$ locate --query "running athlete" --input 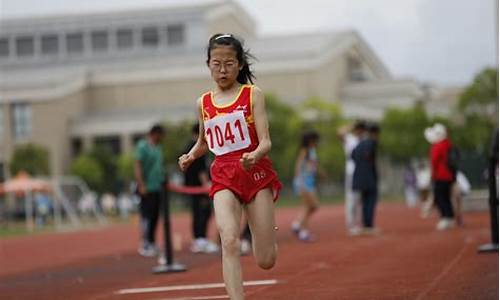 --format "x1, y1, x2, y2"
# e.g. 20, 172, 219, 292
178, 33, 282, 300
291, 131, 320, 242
